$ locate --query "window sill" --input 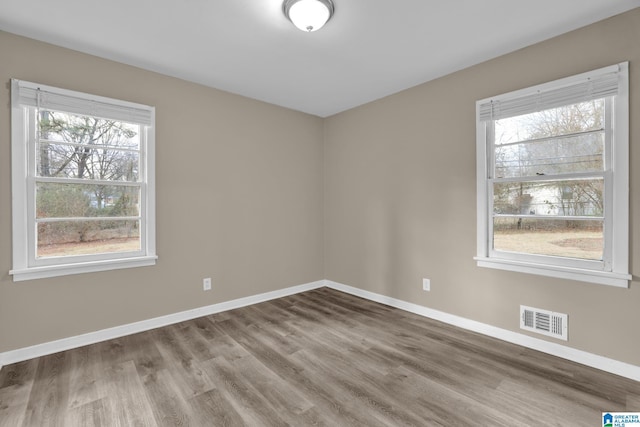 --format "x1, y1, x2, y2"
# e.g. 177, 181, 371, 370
474, 256, 631, 288
10, 255, 158, 282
